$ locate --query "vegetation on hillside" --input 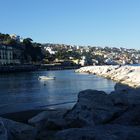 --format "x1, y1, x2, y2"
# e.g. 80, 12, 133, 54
0, 33, 45, 63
